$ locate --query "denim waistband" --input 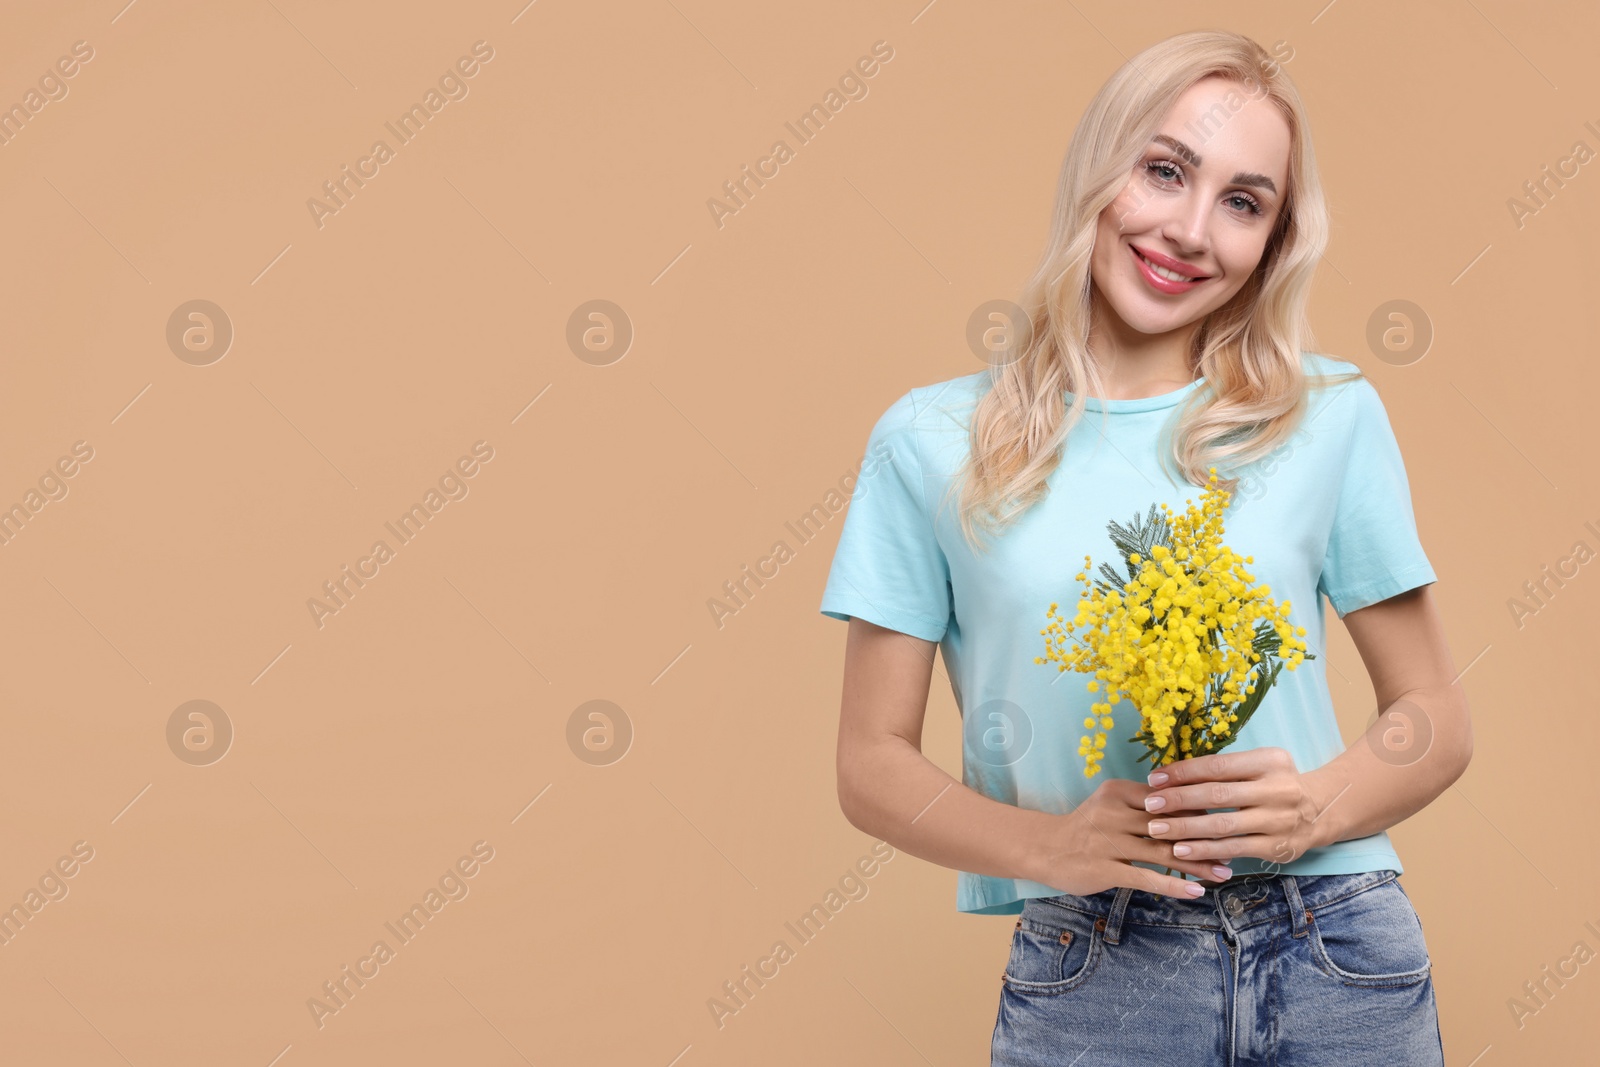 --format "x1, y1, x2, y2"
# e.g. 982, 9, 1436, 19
1026, 869, 1399, 943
